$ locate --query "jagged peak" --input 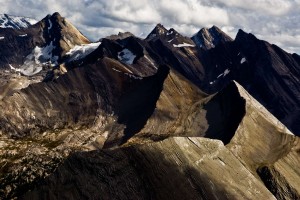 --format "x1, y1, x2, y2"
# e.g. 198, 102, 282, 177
44, 12, 62, 19
234, 29, 259, 45
236, 29, 256, 39
191, 25, 232, 50
52, 12, 62, 18
208, 80, 294, 145
235, 29, 247, 38
211, 25, 222, 32
42, 12, 64, 26
166, 28, 180, 36
154, 23, 167, 31
146, 23, 168, 39
232, 80, 294, 136
105, 31, 134, 41
40, 12, 89, 43
0, 13, 37, 29
195, 25, 220, 36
